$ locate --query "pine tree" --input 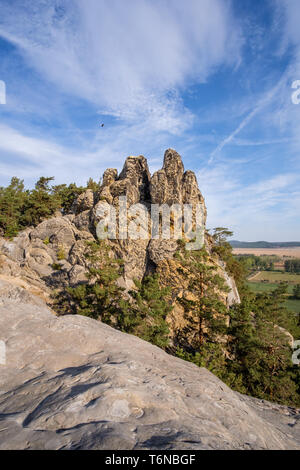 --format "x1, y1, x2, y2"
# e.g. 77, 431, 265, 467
226, 294, 260, 394
21, 177, 61, 227
129, 274, 172, 348
86, 177, 101, 192
54, 243, 172, 349
252, 284, 298, 403
210, 227, 248, 297
175, 247, 230, 373
227, 284, 299, 406
0, 177, 26, 237
52, 183, 85, 213
54, 241, 126, 325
